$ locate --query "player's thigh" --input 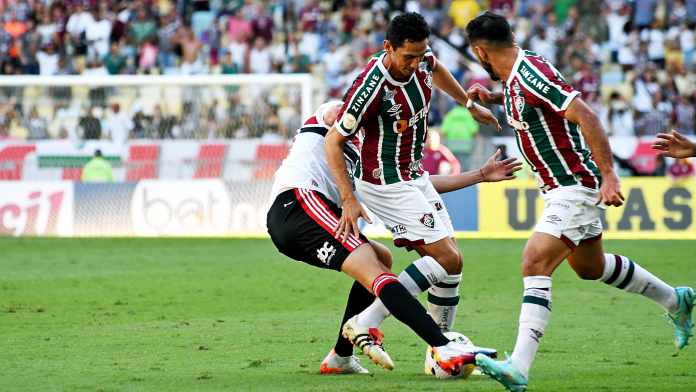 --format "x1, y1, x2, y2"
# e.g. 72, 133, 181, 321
522, 231, 572, 277
369, 239, 393, 269
356, 179, 451, 249
342, 243, 390, 293
567, 236, 605, 280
